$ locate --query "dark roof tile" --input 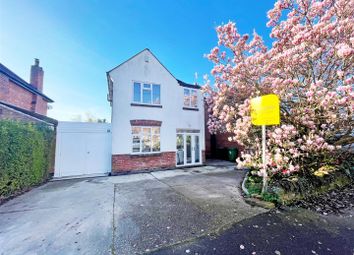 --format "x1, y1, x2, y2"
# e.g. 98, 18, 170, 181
0, 63, 54, 102
177, 79, 201, 89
